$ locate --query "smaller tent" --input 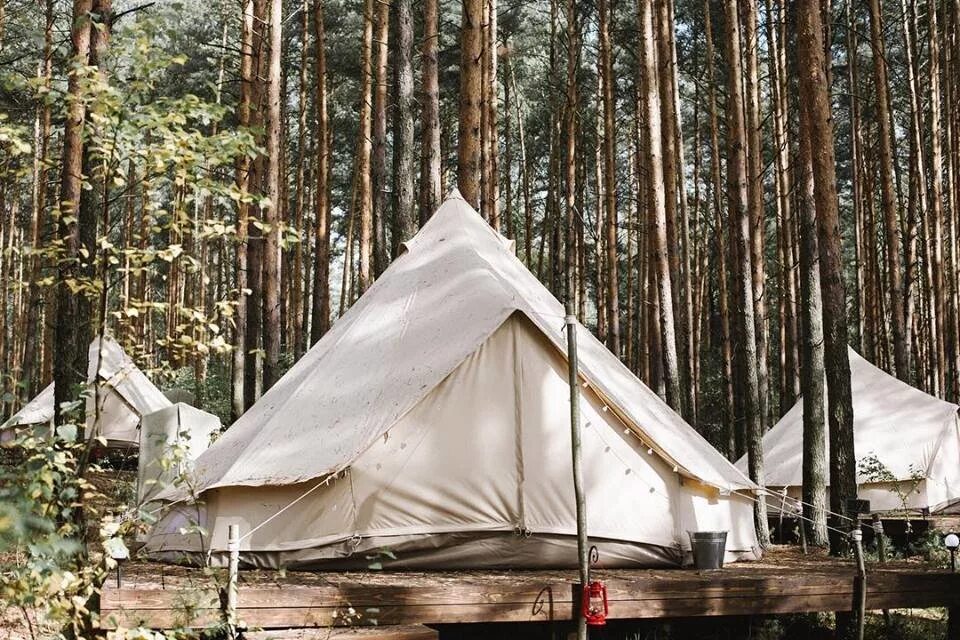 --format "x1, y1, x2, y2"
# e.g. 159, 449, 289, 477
137, 403, 221, 506
737, 347, 960, 515
1, 337, 171, 449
